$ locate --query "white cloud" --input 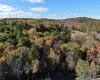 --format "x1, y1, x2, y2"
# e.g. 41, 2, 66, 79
47, 14, 61, 19
27, 0, 44, 3
52, 14, 57, 16
0, 4, 41, 18
30, 7, 48, 12
9, 11, 41, 18
64, 14, 77, 17
47, 13, 78, 19
0, 10, 41, 18
48, 14, 57, 18
0, 4, 14, 12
